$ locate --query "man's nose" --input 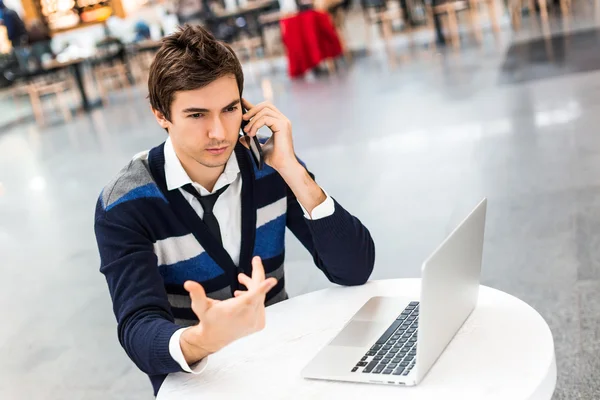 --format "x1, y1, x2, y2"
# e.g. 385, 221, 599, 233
208, 117, 226, 141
